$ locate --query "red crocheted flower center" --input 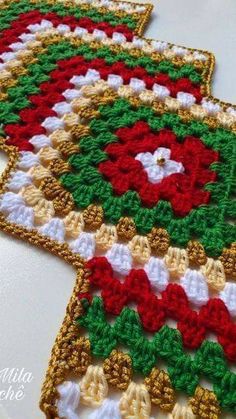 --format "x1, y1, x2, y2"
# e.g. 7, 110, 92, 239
99, 121, 219, 216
